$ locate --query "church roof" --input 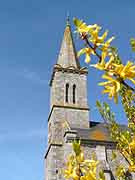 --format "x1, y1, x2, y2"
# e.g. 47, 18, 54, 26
71, 121, 128, 142
73, 124, 112, 142
56, 19, 80, 69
